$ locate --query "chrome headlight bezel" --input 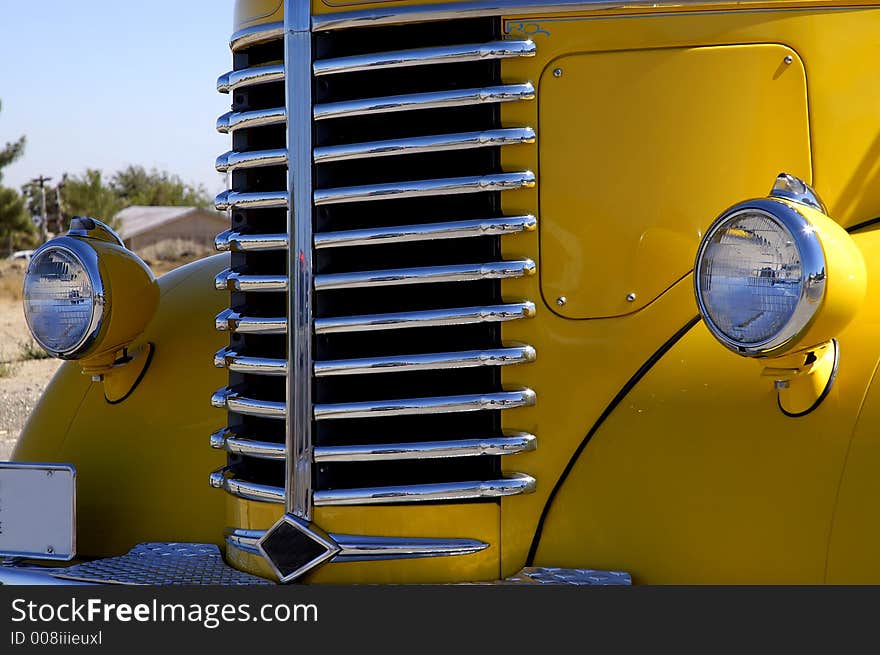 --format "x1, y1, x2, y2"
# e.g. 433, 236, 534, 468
23, 237, 107, 359
694, 198, 826, 357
